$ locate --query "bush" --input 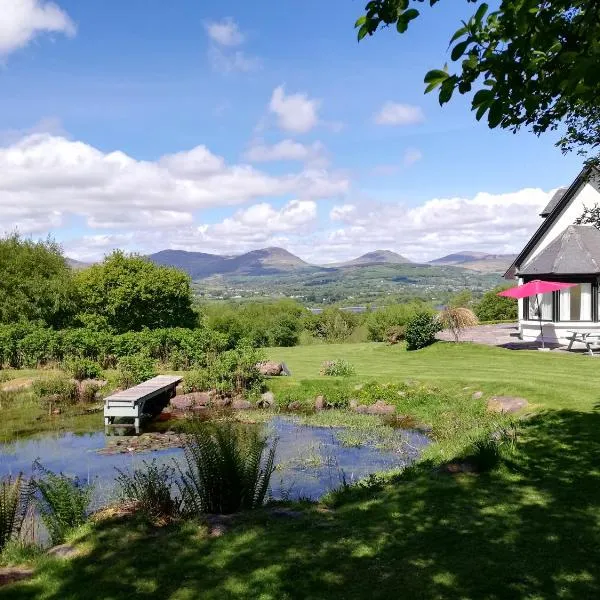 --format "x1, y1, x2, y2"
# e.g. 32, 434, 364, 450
365, 303, 422, 342
205, 343, 265, 396
475, 286, 518, 322
177, 422, 277, 515
276, 380, 352, 409
116, 460, 181, 523
32, 375, 78, 404
385, 325, 406, 345
320, 359, 356, 377
63, 357, 103, 381
117, 354, 157, 388
438, 307, 479, 342
405, 311, 440, 351
32, 463, 93, 545
181, 370, 212, 394
0, 475, 32, 554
